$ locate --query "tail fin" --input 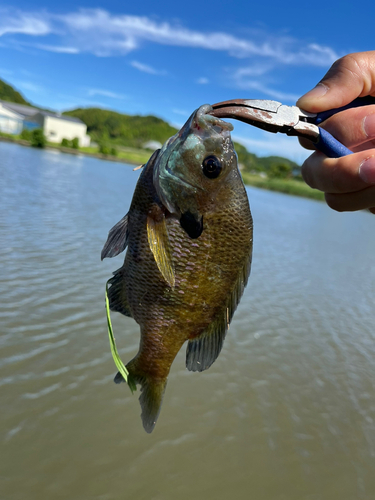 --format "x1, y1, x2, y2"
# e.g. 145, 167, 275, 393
115, 361, 167, 433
